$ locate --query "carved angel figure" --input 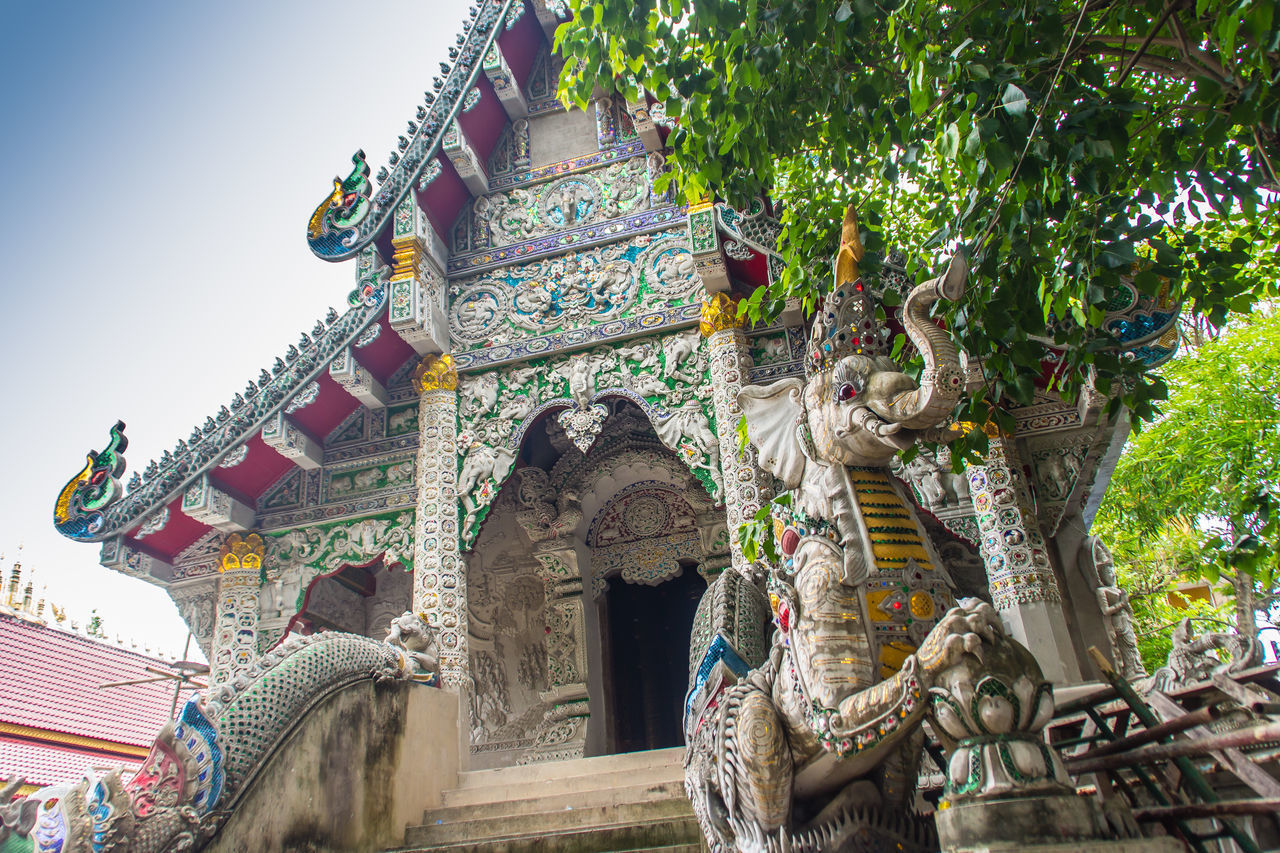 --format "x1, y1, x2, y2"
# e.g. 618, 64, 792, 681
1083, 536, 1147, 680
653, 400, 721, 494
